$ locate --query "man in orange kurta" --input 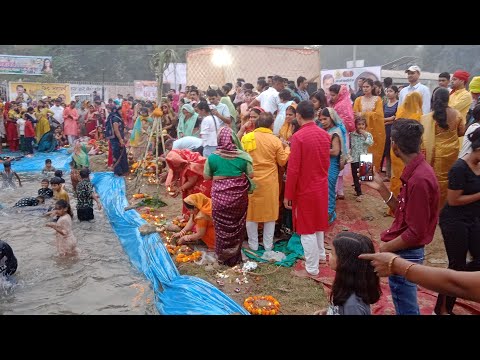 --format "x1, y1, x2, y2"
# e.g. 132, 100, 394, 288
284, 101, 331, 280
242, 114, 290, 252
449, 70, 472, 147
